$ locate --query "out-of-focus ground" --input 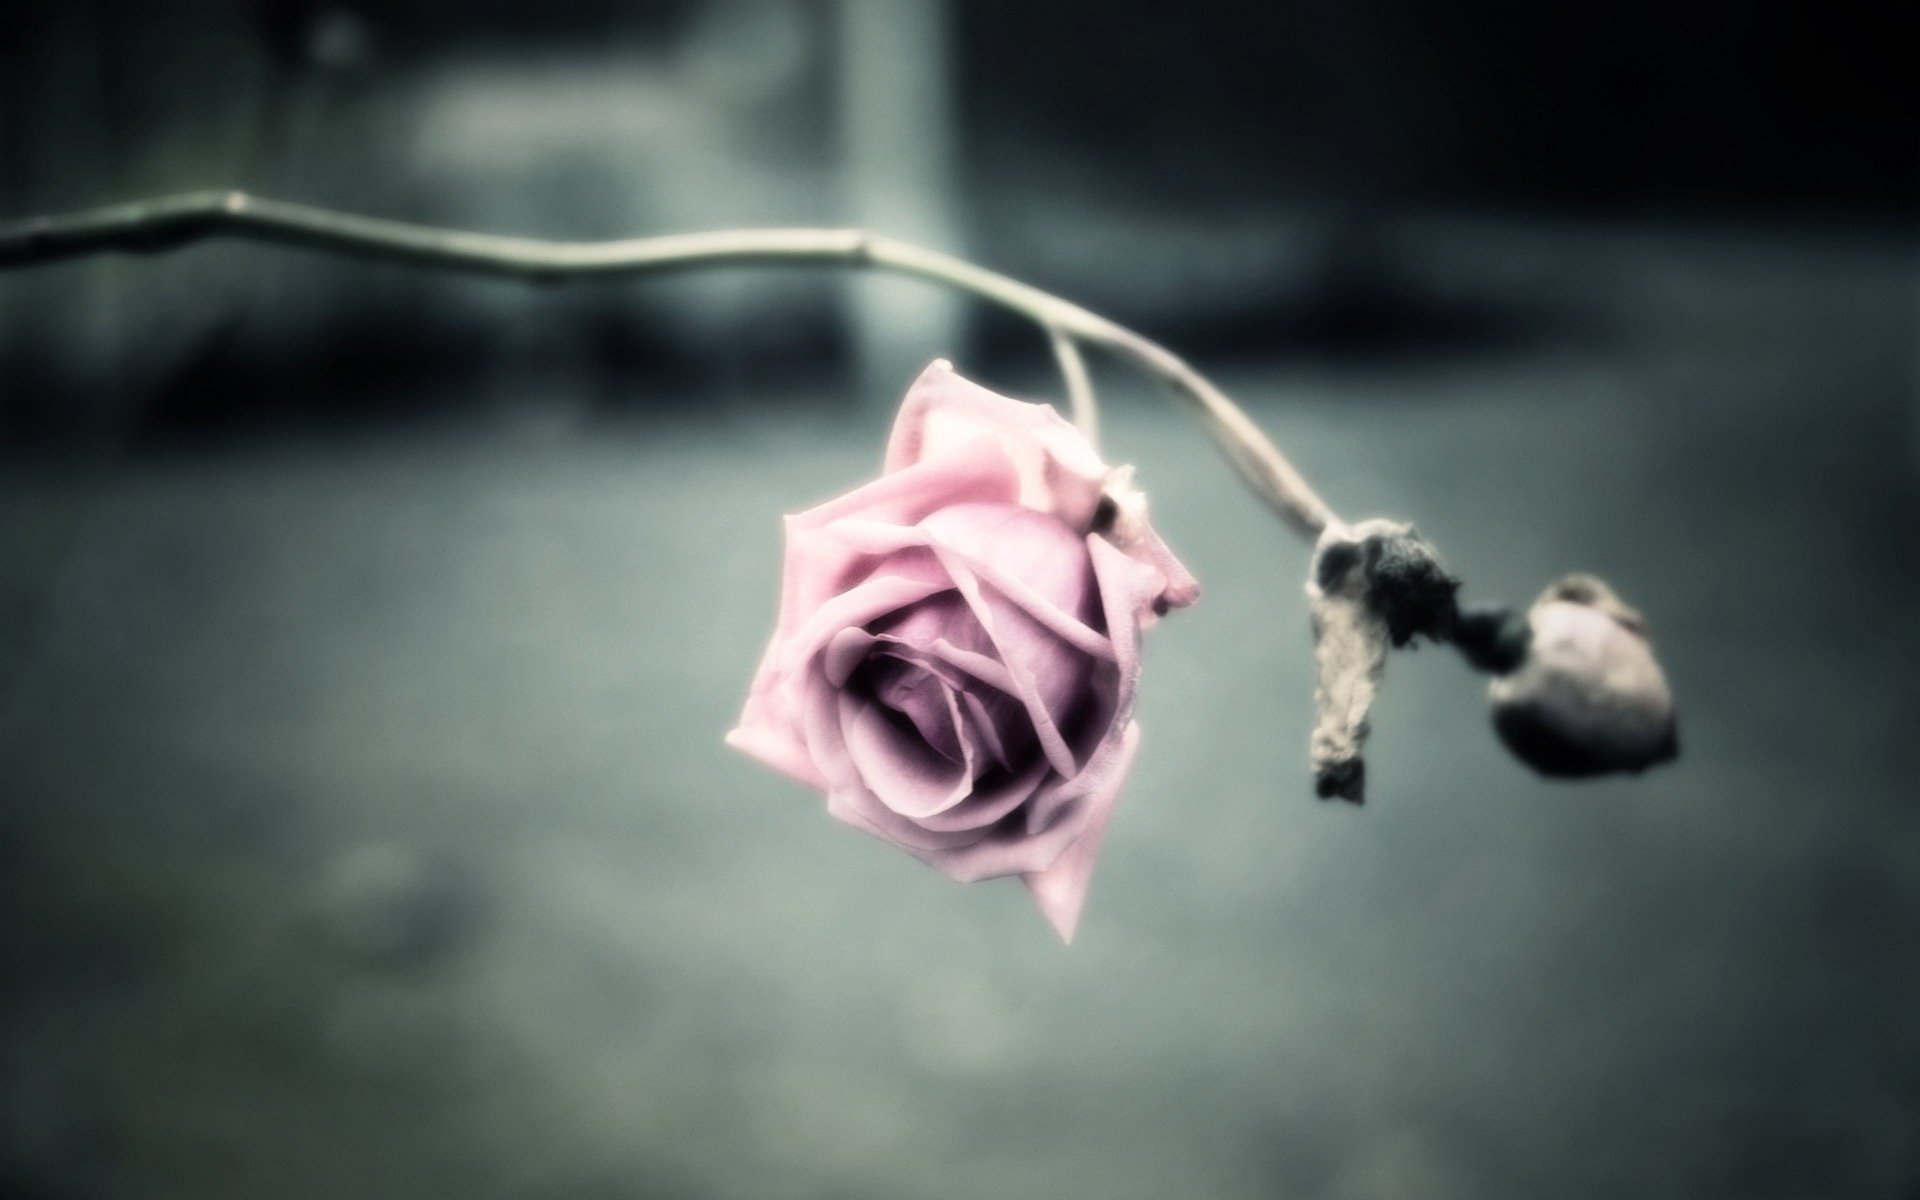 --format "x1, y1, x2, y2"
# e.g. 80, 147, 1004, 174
3, 219, 1916, 1200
